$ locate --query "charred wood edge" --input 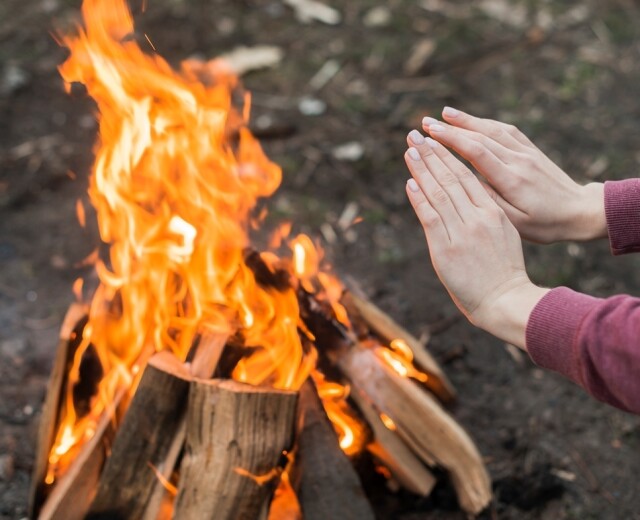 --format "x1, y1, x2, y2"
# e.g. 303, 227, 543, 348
87, 351, 192, 518
348, 389, 436, 496
142, 331, 229, 519
338, 345, 492, 515
173, 379, 298, 520
29, 303, 87, 519
37, 388, 125, 520
341, 290, 457, 404
290, 379, 375, 520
